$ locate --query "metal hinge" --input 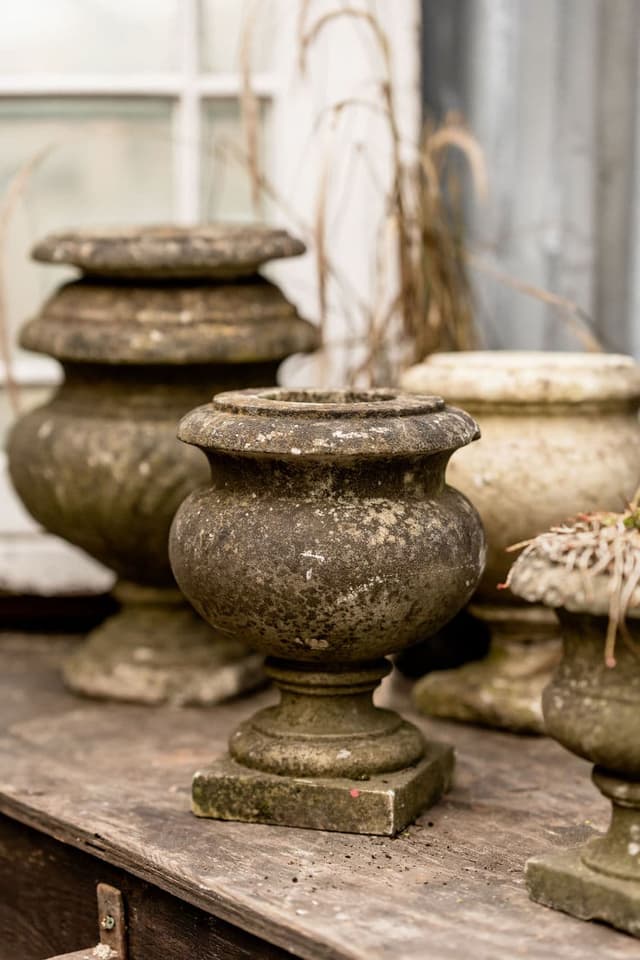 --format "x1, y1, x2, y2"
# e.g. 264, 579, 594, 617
47, 883, 127, 960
